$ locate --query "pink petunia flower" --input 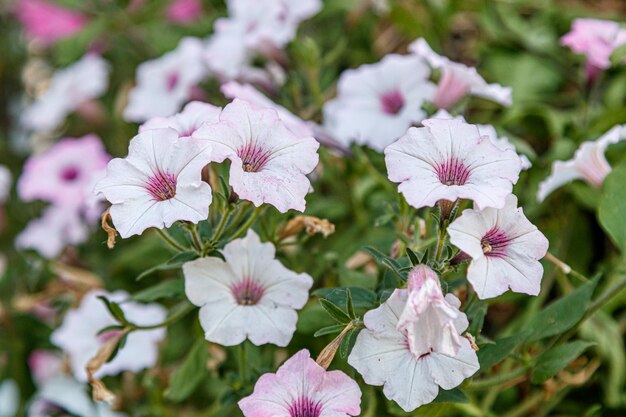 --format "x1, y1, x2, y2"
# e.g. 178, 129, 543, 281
384, 118, 521, 210
537, 125, 626, 201
239, 349, 361, 417
166, 0, 202, 24
193, 99, 319, 213
21, 54, 110, 132
348, 289, 479, 412
51, 290, 166, 382
183, 230, 313, 346
28, 350, 63, 386
323, 54, 436, 151
18, 134, 110, 208
94, 128, 213, 238
448, 194, 549, 299
409, 38, 512, 109
124, 37, 207, 122
15, 0, 88, 46
140, 101, 221, 138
